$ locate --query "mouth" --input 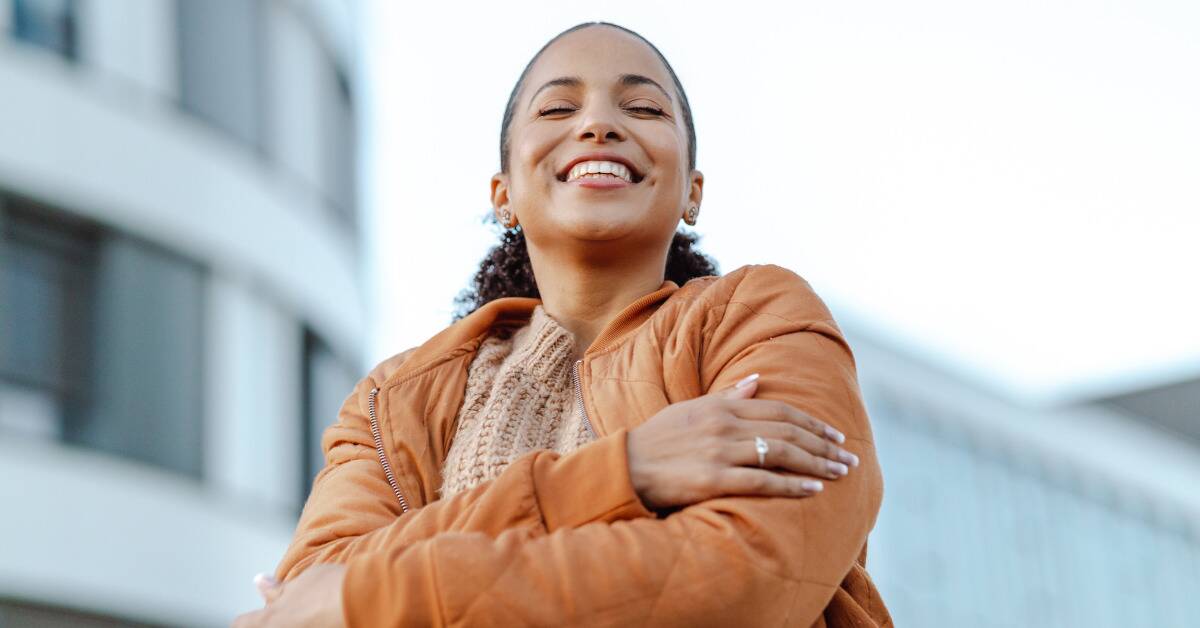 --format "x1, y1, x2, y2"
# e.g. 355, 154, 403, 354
556, 153, 645, 185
